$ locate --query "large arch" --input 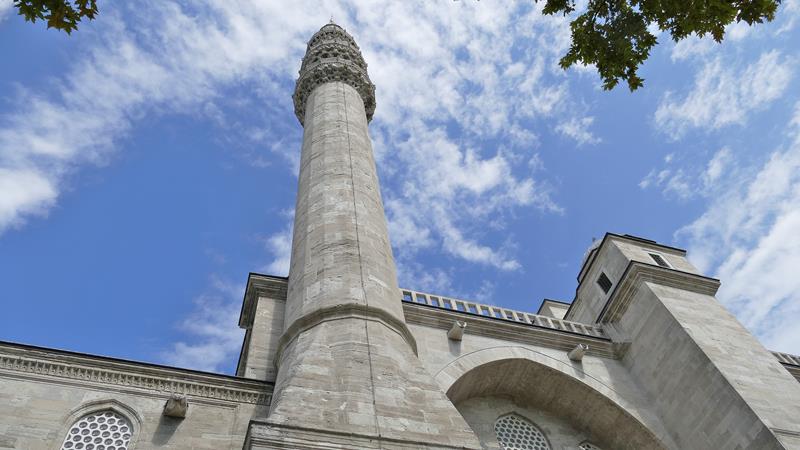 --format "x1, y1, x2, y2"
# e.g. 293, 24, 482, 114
438, 346, 668, 450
